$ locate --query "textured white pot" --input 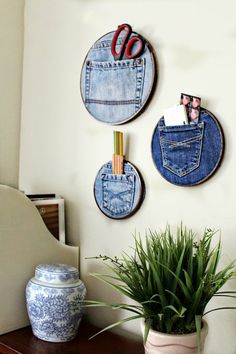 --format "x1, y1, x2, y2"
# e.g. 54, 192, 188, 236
141, 320, 208, 354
